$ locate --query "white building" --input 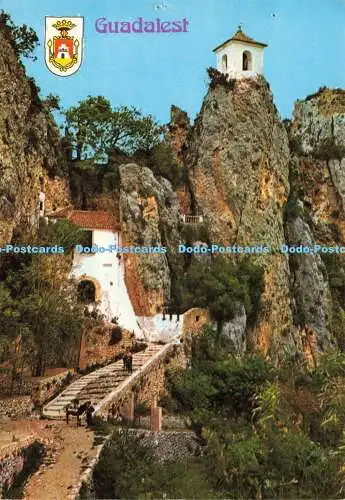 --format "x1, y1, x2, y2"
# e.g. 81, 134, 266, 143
48, 209, 186, 344
55, 210, 143, 337
213, 26, 267, 79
